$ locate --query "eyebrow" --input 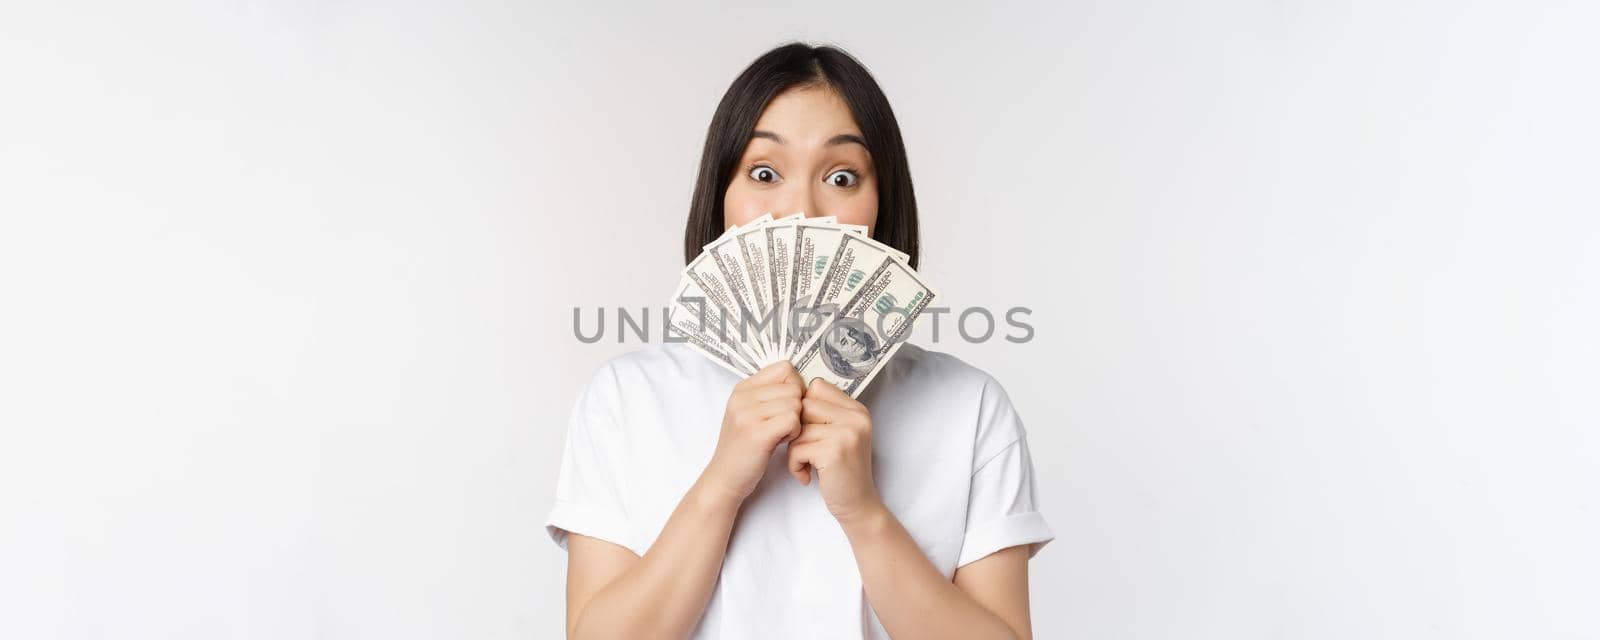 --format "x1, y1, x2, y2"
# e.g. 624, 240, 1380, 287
750, 130, 868, 149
